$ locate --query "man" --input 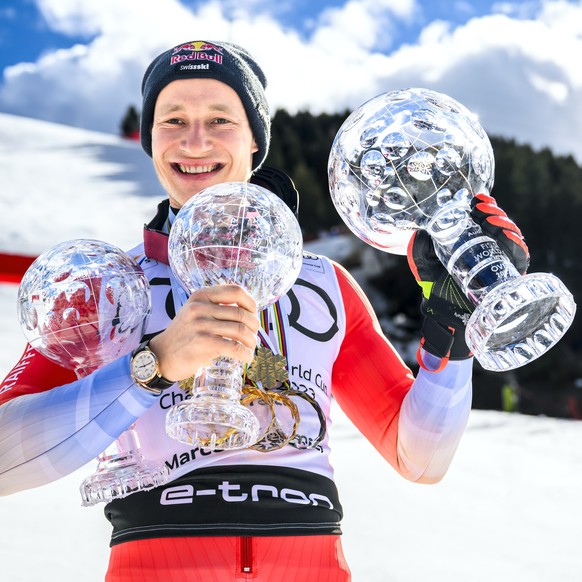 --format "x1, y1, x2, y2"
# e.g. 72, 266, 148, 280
0, 41, 528, 581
